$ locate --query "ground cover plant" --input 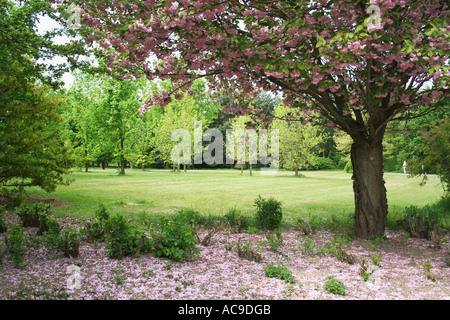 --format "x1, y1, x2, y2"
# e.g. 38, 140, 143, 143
0, 170, 448, 300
